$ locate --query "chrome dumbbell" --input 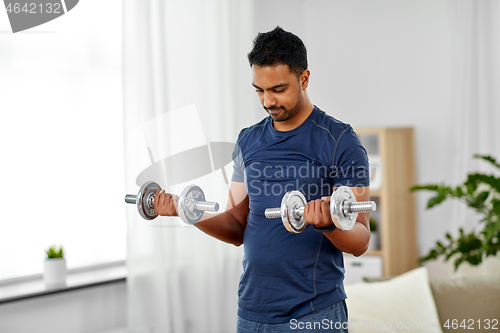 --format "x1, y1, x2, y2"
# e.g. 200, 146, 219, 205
264, 186, 376, 233
125, 182, 219, 224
